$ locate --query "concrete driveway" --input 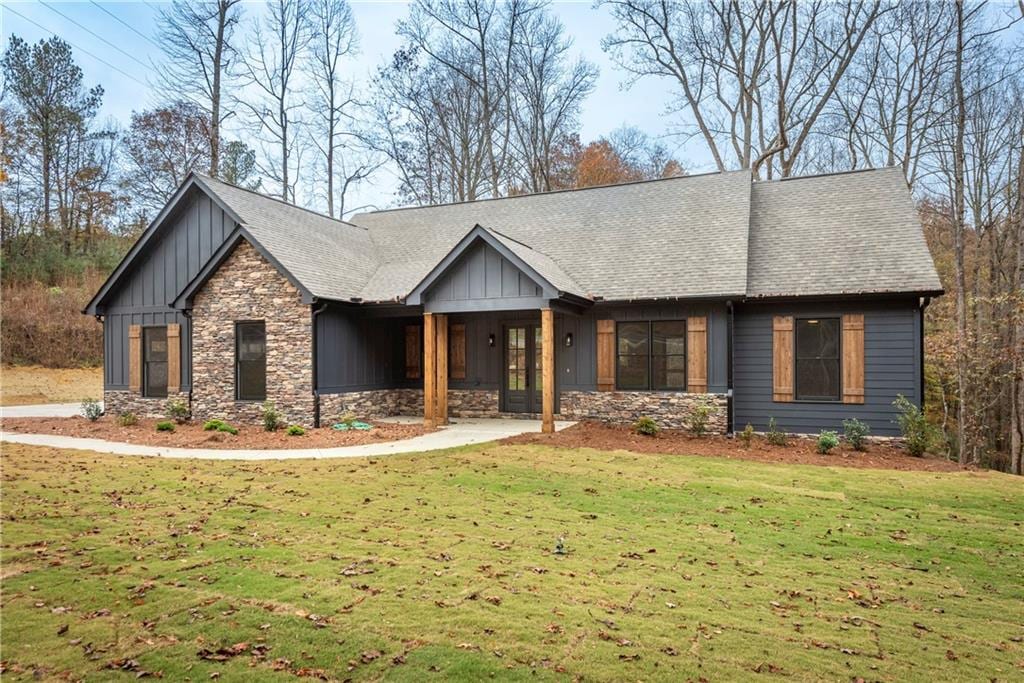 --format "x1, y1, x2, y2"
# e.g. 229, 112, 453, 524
0, 416, 574, 460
